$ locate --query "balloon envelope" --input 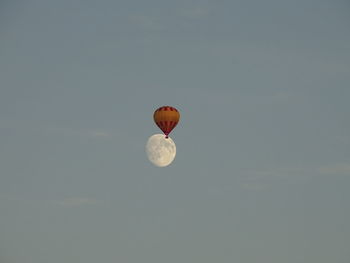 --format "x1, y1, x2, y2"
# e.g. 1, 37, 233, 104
153, 106, 180, 138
